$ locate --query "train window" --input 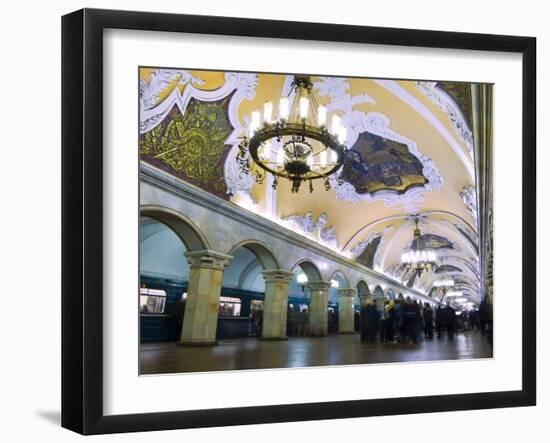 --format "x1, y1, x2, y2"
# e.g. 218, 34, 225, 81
219, 297, 242, 317
139, 287, 167, 314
